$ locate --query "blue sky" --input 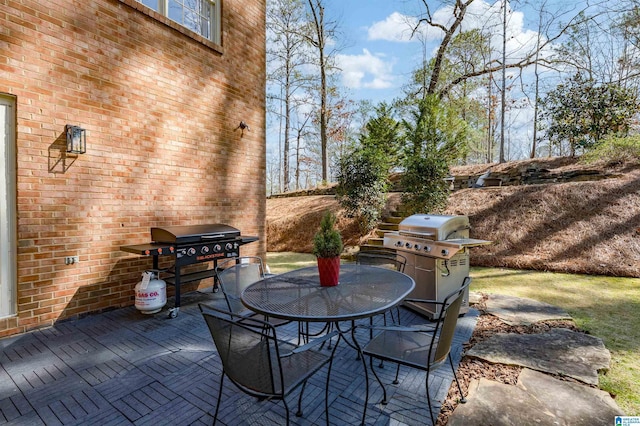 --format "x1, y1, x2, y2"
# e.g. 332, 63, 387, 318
330, 1, 430, 104
266, 0, 599, 168
321, 0, 586, 105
